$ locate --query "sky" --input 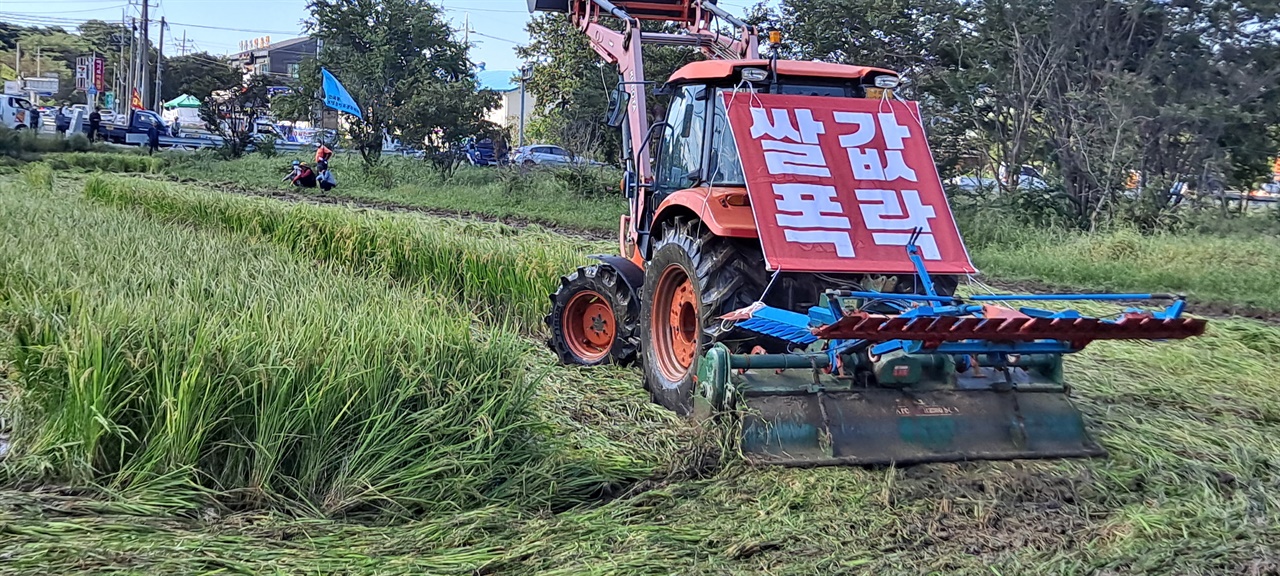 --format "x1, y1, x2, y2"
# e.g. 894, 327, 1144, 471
0, 0, 762, 73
